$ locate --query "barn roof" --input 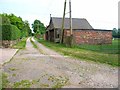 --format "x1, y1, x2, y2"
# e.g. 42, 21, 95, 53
51, 17, 93, 29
